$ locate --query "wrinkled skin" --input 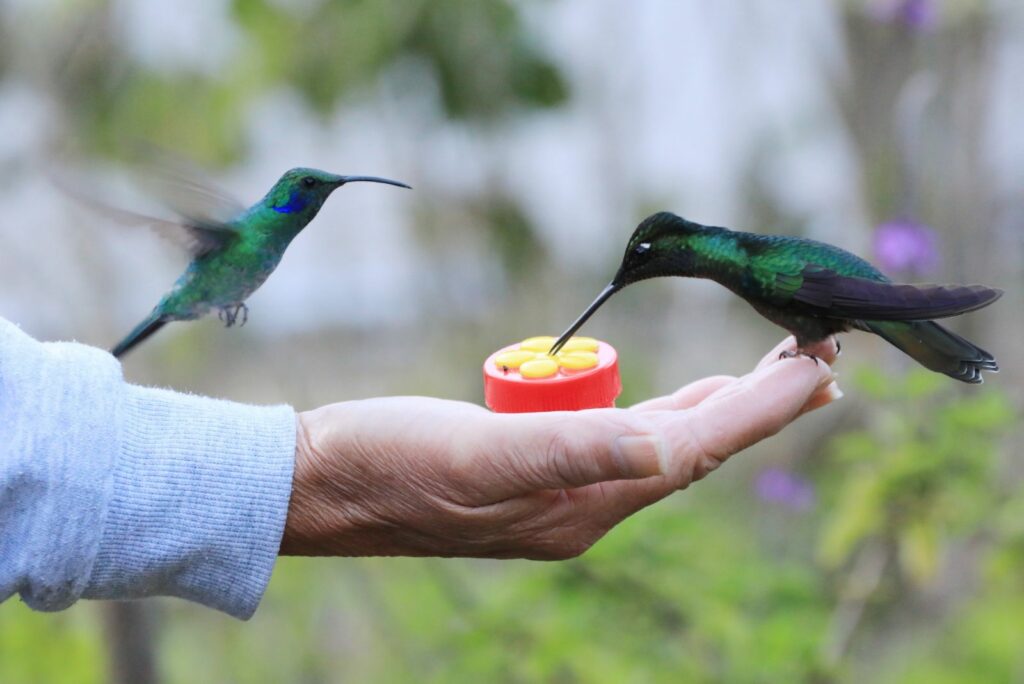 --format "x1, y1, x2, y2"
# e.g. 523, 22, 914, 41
280, 337, 840, 559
